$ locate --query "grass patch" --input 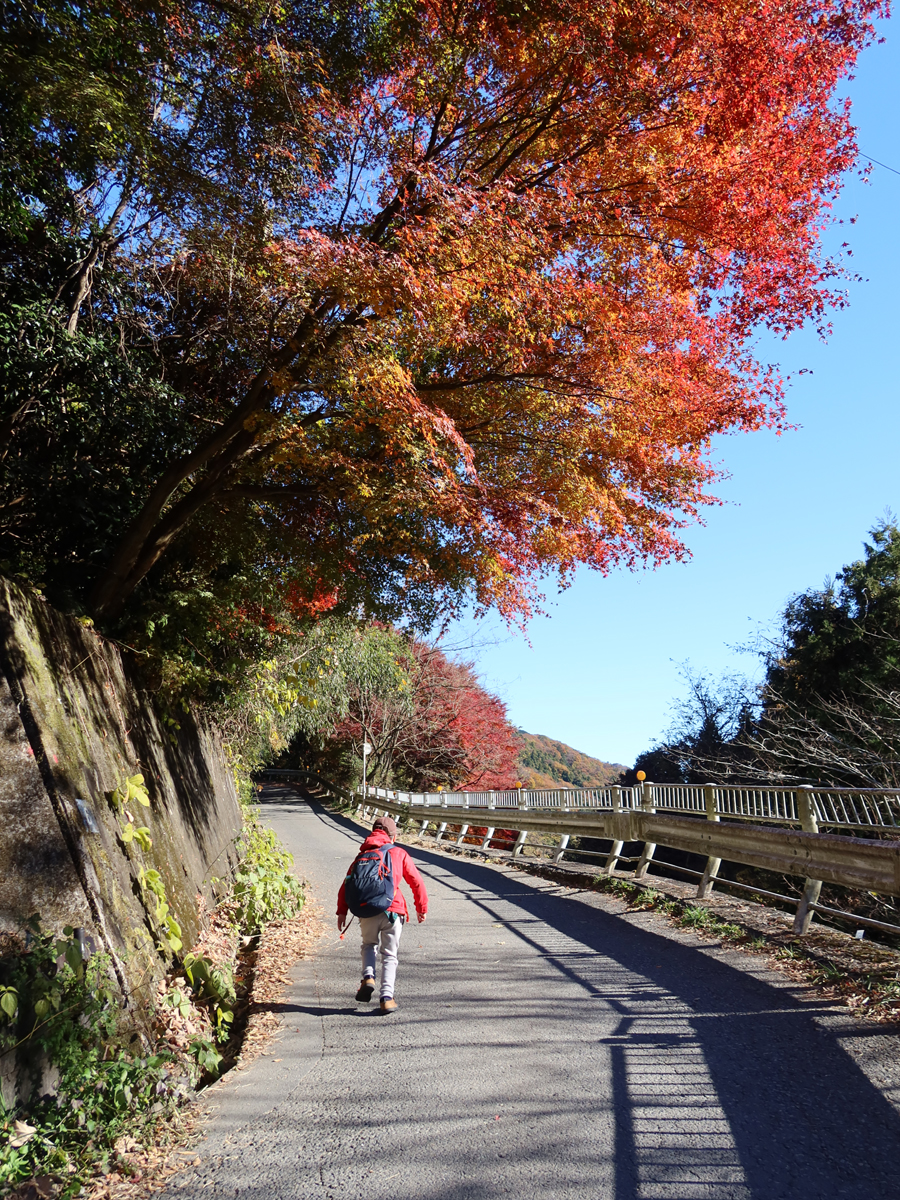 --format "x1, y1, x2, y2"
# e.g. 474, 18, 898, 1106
679, 905, 743, 941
